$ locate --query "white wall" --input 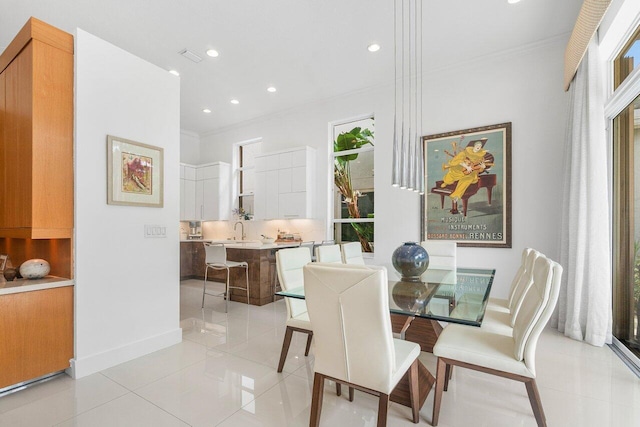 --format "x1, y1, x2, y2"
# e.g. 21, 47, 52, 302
73, 29, 181, 378
180, 130, 201, 164
196, 37, 569, 299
